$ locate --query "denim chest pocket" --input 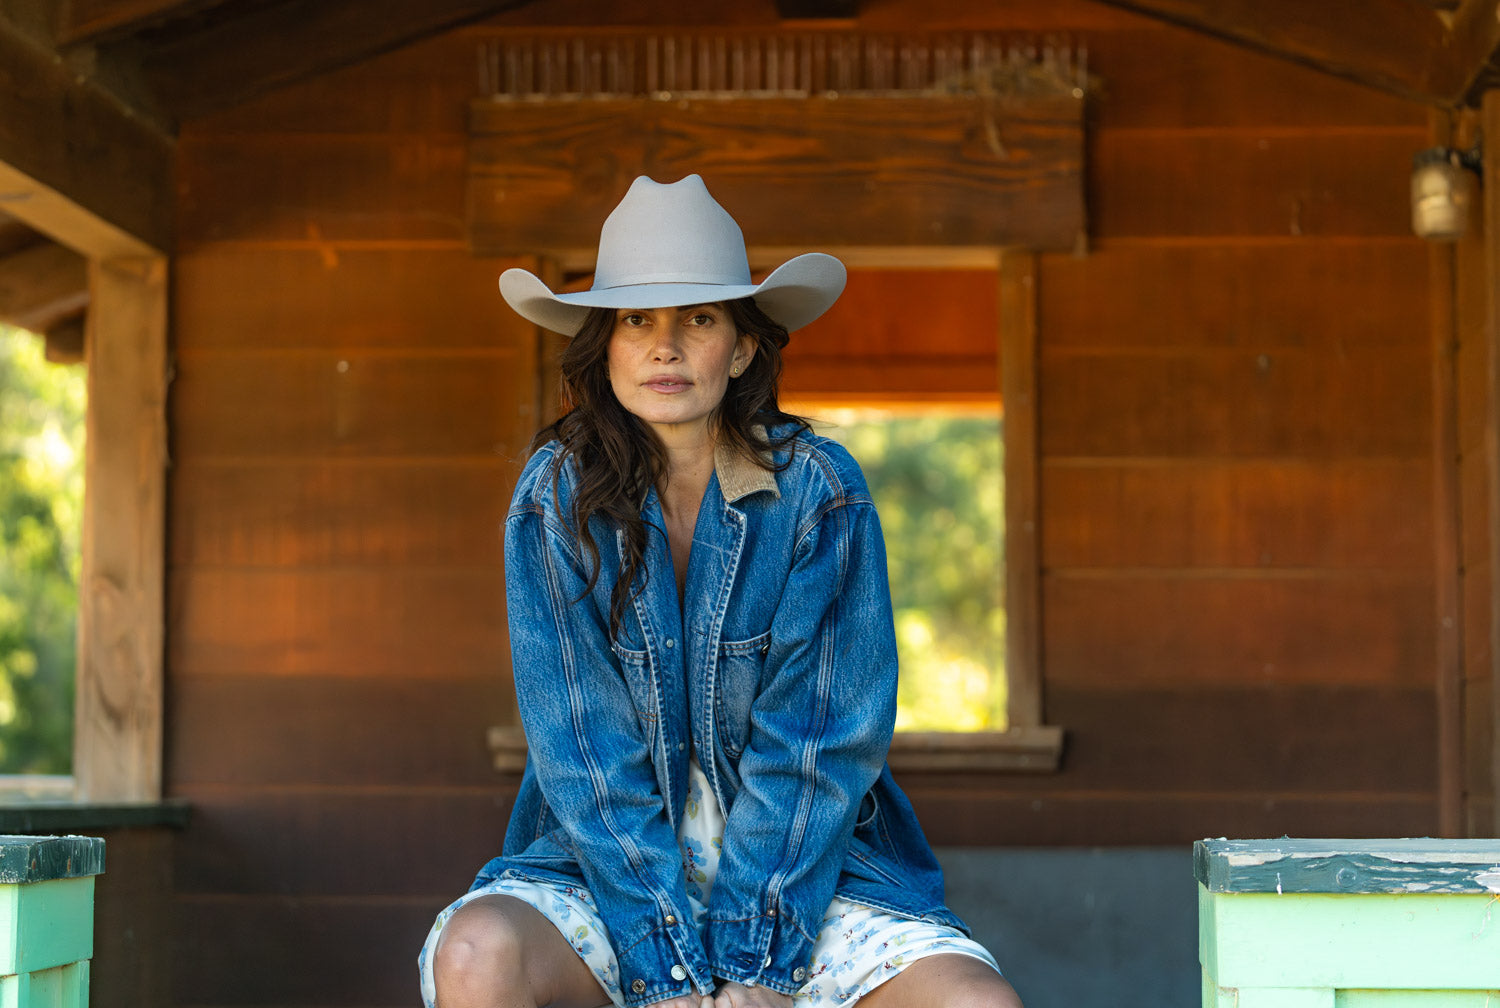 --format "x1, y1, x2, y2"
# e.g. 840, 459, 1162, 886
713, 630, 771, 757
609, 640, 658, 729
